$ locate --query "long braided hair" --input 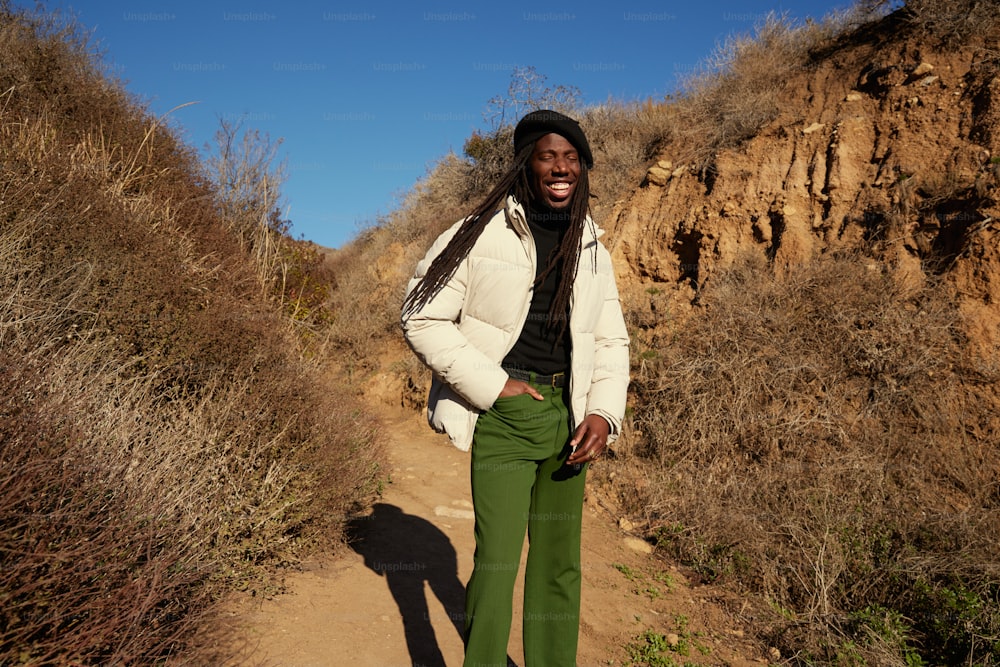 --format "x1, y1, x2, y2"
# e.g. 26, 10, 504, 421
402, 139, 592, 340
